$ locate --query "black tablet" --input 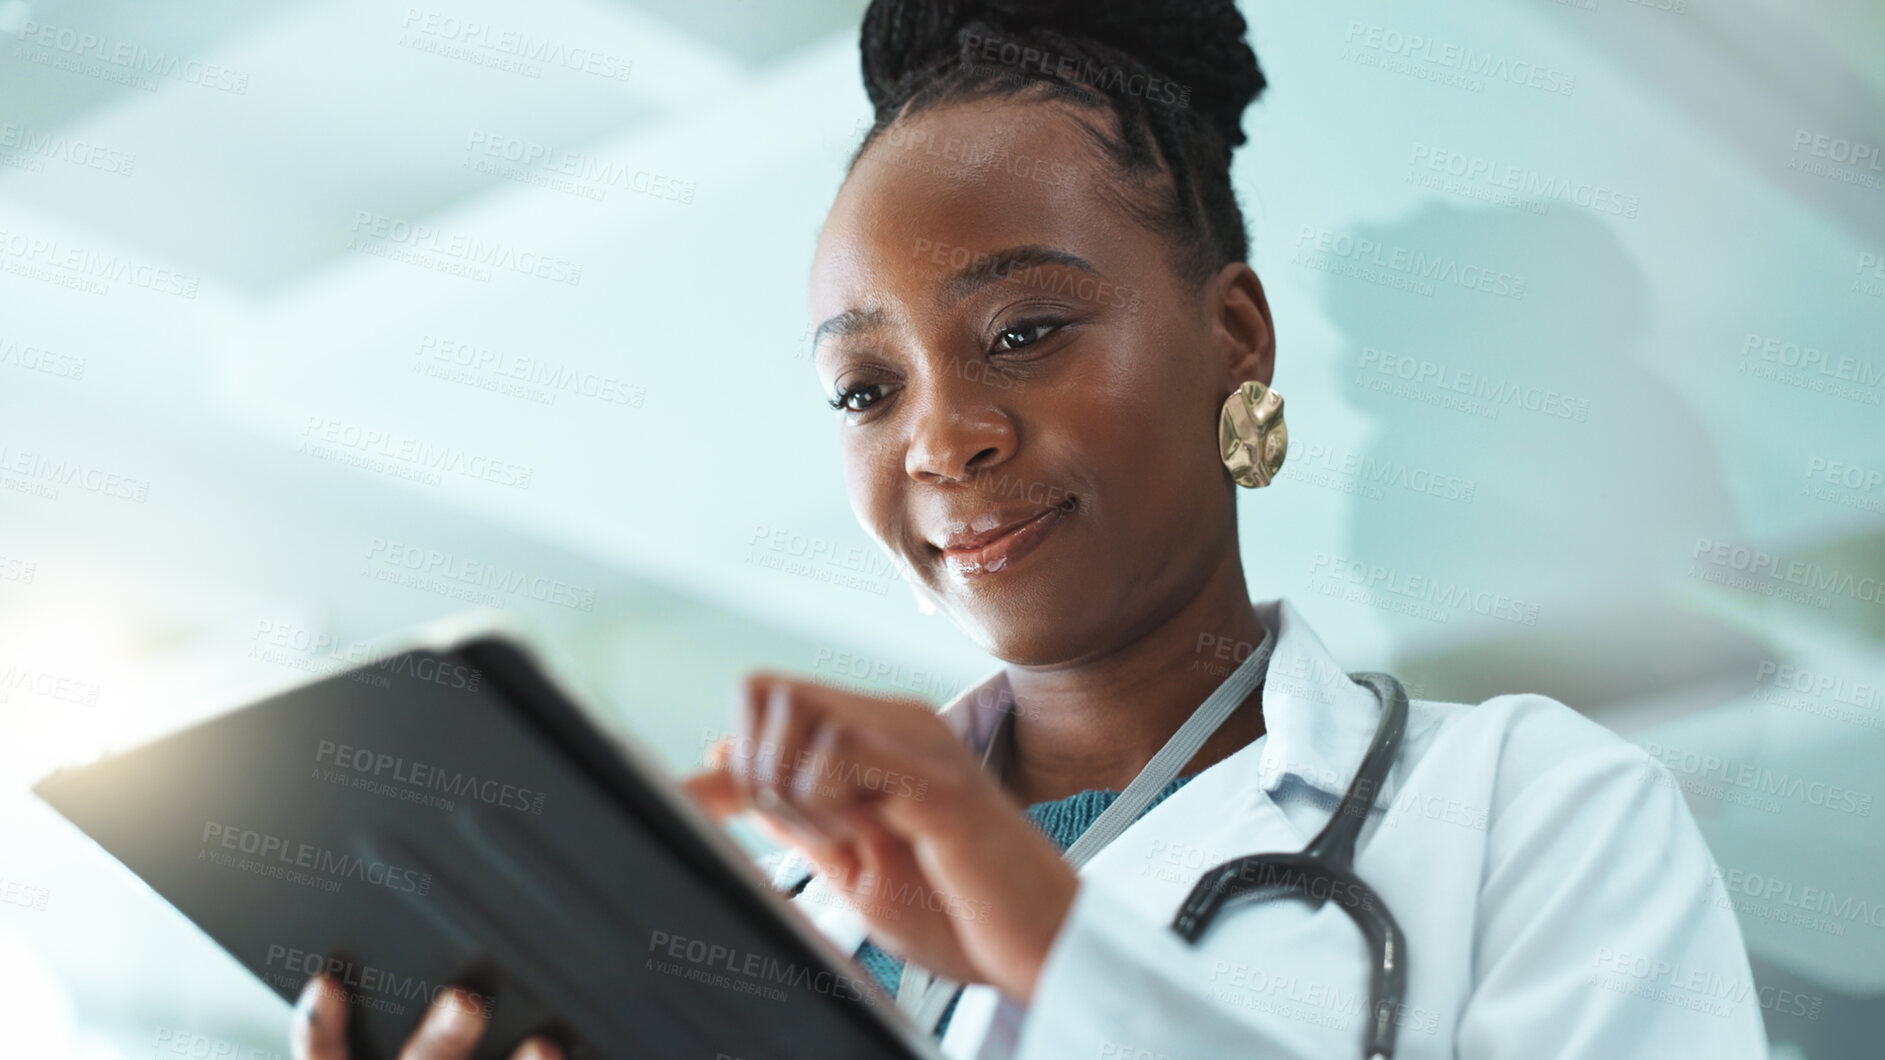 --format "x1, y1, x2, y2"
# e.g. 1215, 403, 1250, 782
33, 617, 941, 1060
